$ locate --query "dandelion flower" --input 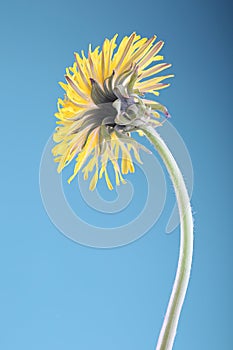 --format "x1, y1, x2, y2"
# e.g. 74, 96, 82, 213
52, 33, 193, 350
52, 32, 173, 190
